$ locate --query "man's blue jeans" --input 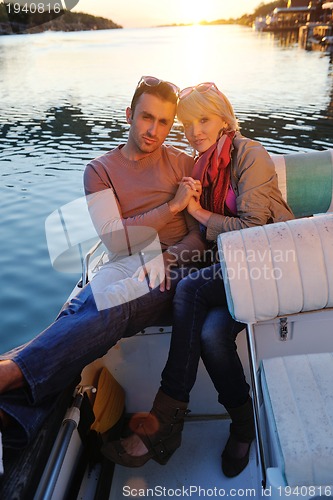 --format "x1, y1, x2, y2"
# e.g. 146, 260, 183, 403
161, 264, 249, 409
0, 267, 189, 448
